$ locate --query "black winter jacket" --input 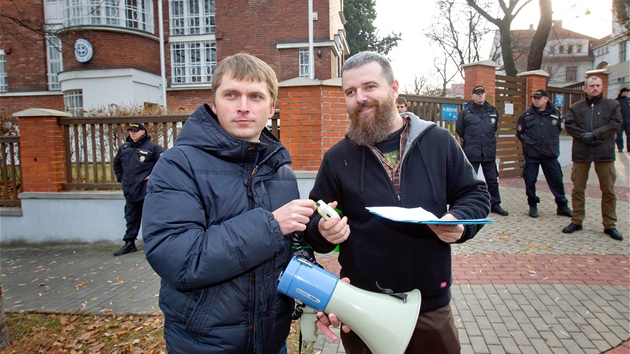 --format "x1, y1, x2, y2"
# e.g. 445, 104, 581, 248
617, 96, 630, 126
565, 94, 622, 162
516, 102, 563, 160
113, 134, 164, 202
306, 116, 490, 314
142, 105, 298, 353
456, 101, 500, 162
